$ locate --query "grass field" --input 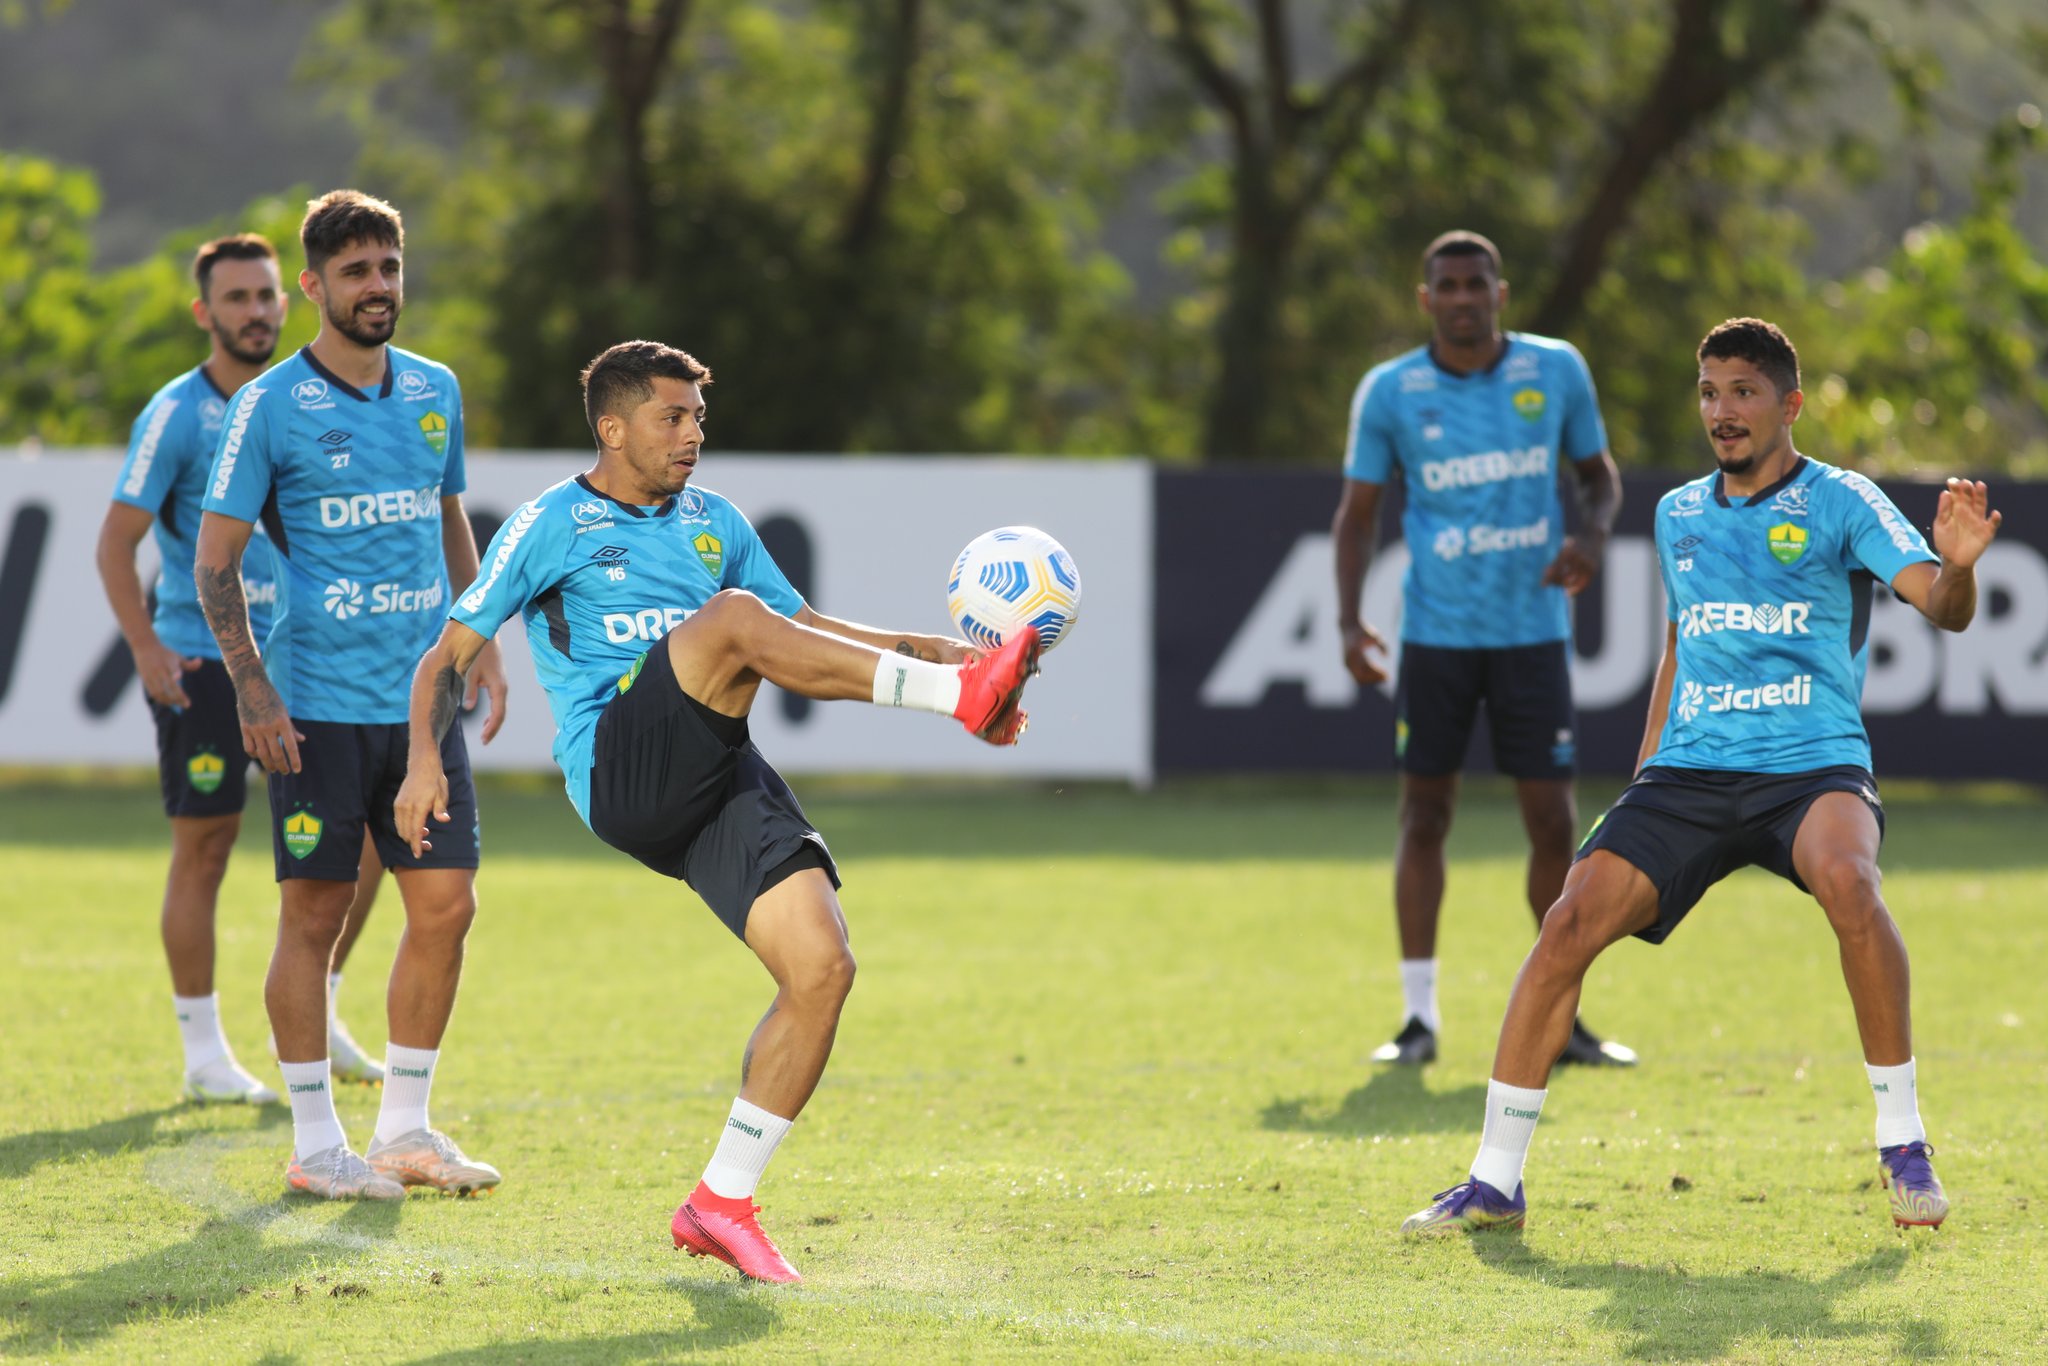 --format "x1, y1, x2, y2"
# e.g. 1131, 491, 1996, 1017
3, 770, 2046, 1363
